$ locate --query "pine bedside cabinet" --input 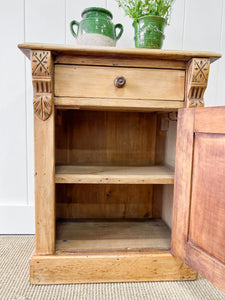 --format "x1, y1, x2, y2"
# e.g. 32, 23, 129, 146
18, 44, 225, 292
